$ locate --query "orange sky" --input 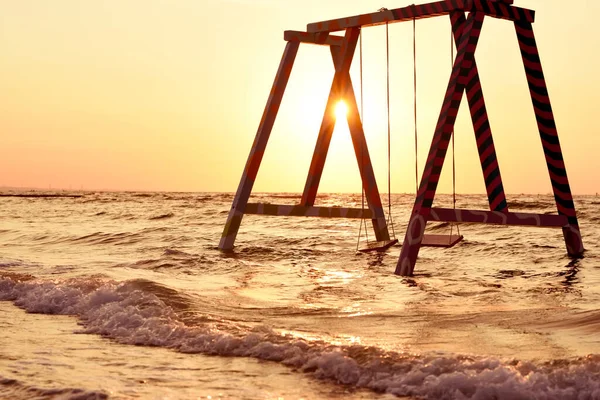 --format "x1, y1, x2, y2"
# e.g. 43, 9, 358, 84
1, 0, 598, 194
